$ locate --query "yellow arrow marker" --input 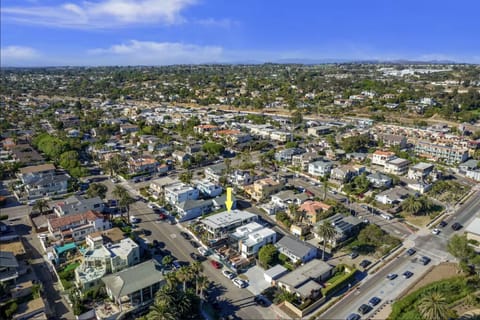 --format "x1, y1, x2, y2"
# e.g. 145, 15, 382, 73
225, 187, 233, 212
